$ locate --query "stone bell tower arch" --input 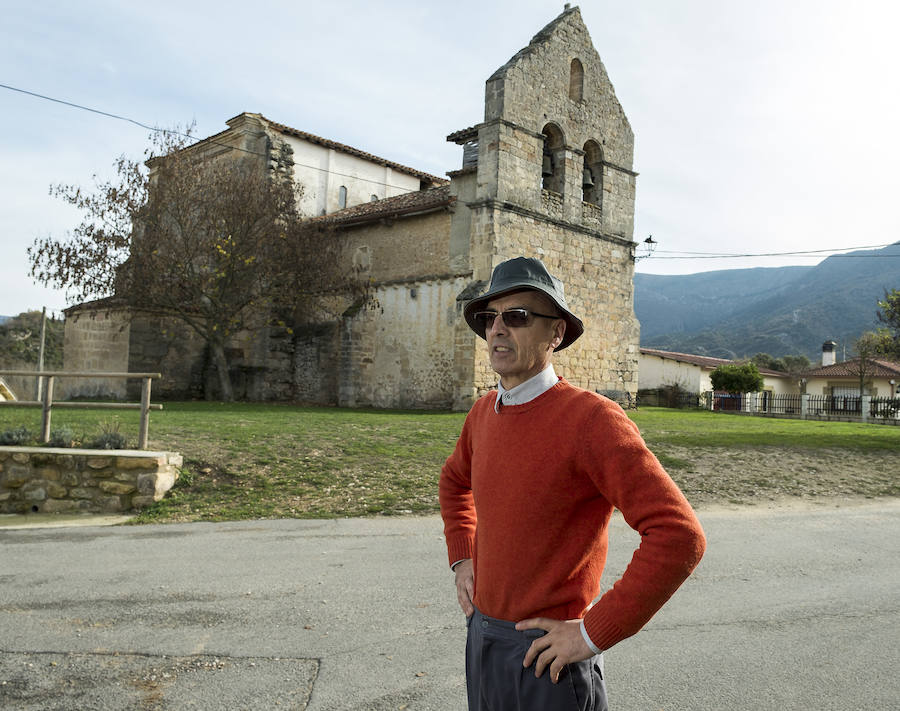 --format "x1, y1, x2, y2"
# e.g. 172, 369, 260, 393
447, 5, 641, 409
